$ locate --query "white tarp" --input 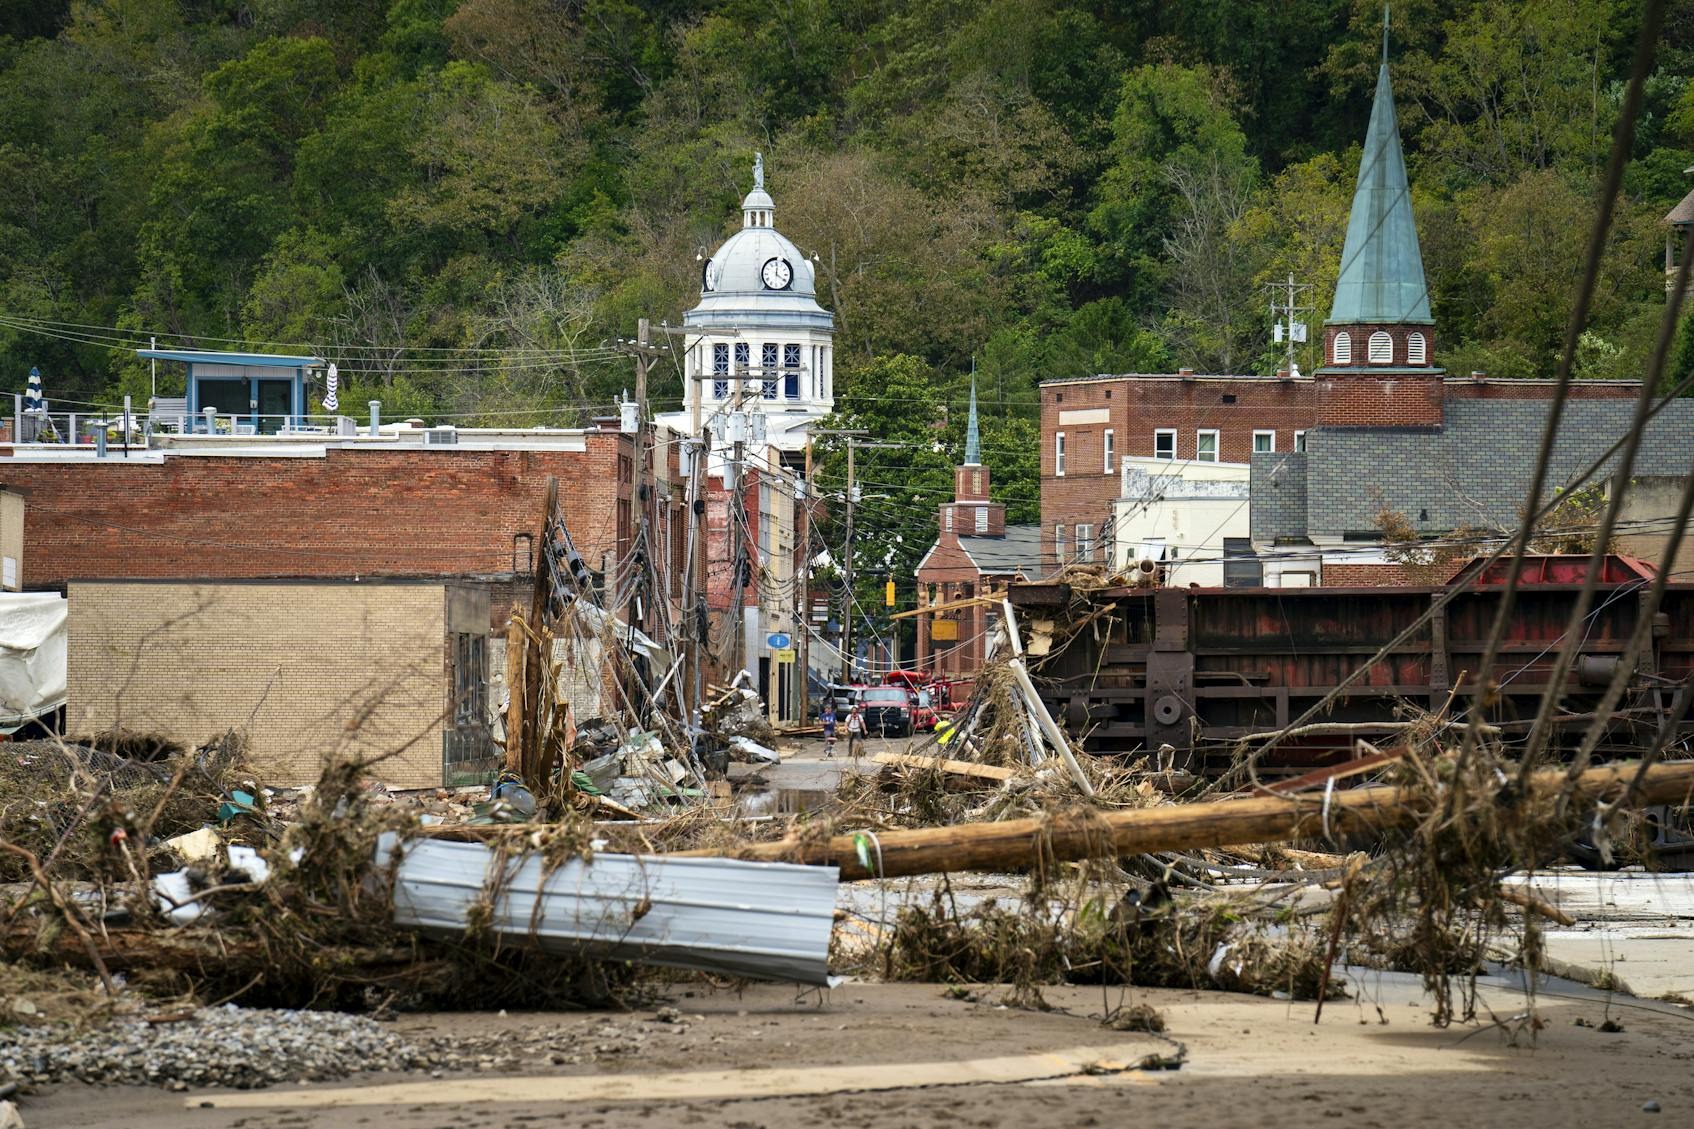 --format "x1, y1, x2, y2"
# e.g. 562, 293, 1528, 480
0, 592, 66, 730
